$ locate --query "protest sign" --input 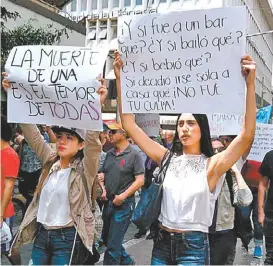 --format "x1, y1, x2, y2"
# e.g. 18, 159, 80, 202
118, 7, 246, 114
248, 124, 273, 162
5, 45, 109, 131
208, 113, 243, 136
135, 113, 160, 136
